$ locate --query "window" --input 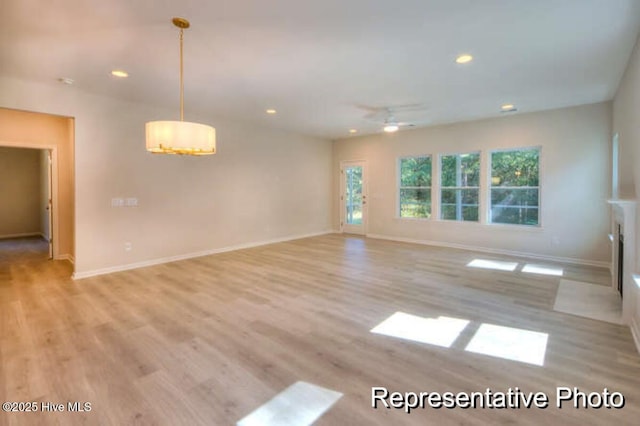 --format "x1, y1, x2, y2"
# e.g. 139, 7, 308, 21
490, 148, 540, 226
440, 153, 480, 221
399, 156, 431, 218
